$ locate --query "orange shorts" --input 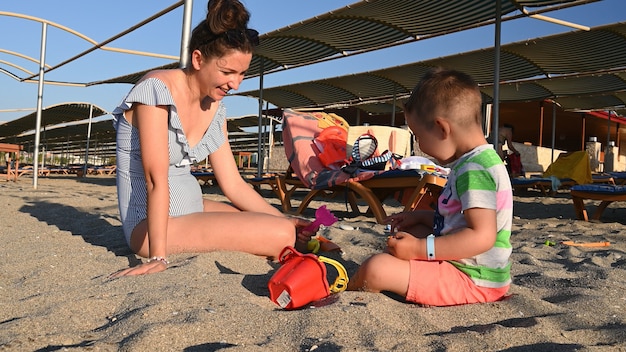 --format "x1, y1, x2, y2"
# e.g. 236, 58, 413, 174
406, 260, 509, 306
